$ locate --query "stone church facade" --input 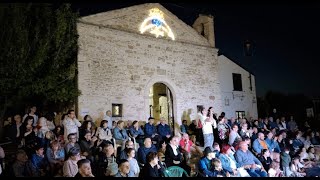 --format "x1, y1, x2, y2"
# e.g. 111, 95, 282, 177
76, 3, 257, 130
